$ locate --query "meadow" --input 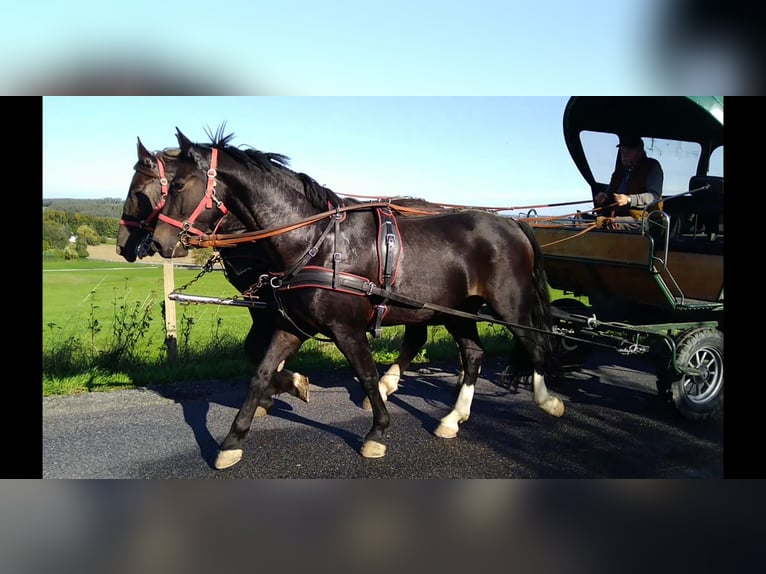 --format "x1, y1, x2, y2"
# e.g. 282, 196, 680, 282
43, 258, 528, 396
